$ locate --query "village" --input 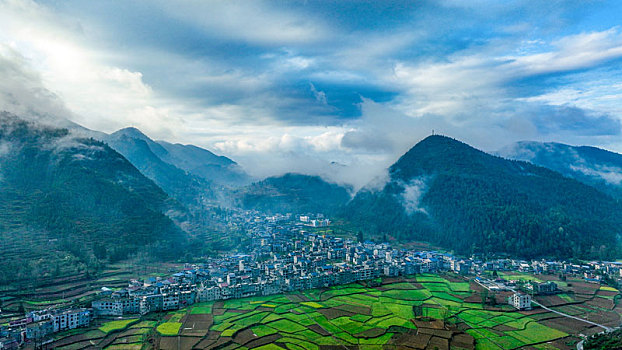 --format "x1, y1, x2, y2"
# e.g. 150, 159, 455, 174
1, 211, 621, 348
